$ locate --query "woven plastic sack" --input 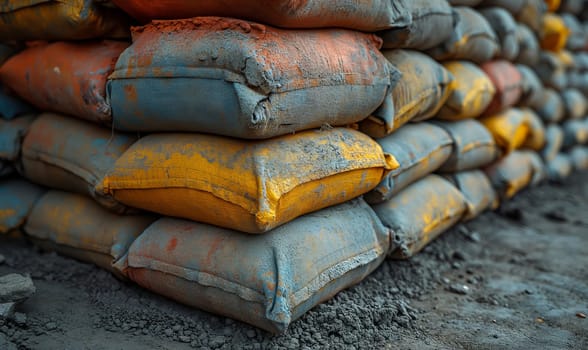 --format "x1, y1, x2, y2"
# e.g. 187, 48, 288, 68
0, 179, 45, 234
25, 191, 155, 278
126, 199, 389, 333
533, 88, 565, 123
517, 64, 544, 108
0, 41, 127, 124
480, 109, 531, 155
100, 128, 398, 234
359, 50, 453, 138
480, 60, 523, 116
444, 170, 498, 221
108, 17, 398, 139
20, 113, 136, 213
484, 150, 543, 199
0, 0, 130, 41
437, 61, 496, 120
561, 89, 587, 120
515, 24, 540, 66
365, 123, 453, 204
479, 8, 519, 61
542, 124, 565, 162
372, 175, 467, 259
